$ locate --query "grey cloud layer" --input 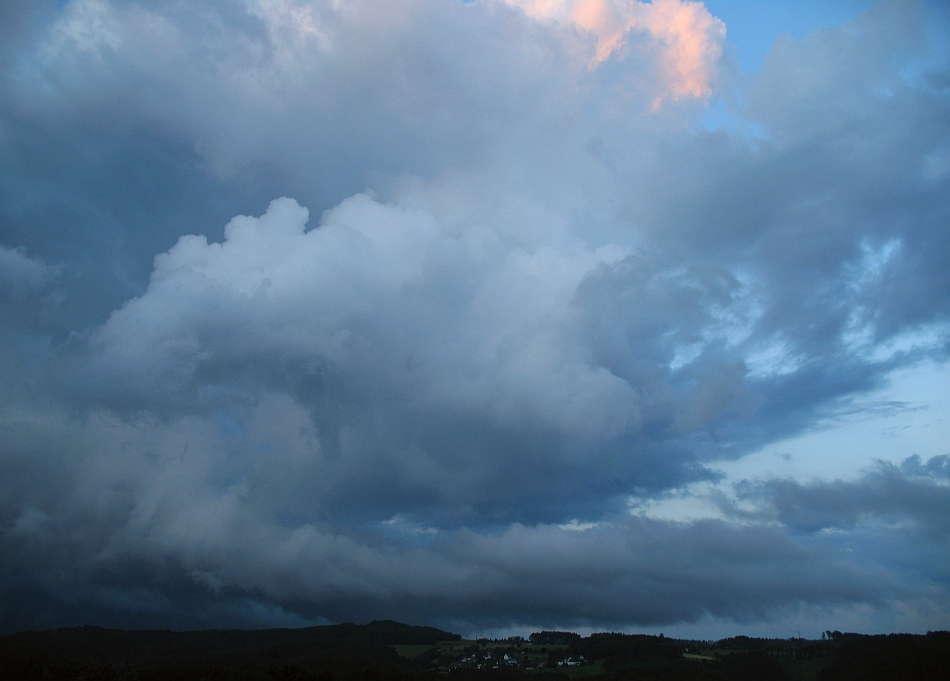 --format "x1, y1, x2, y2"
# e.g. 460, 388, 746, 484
1, 0, 949, 633
733, 456, 950, 539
